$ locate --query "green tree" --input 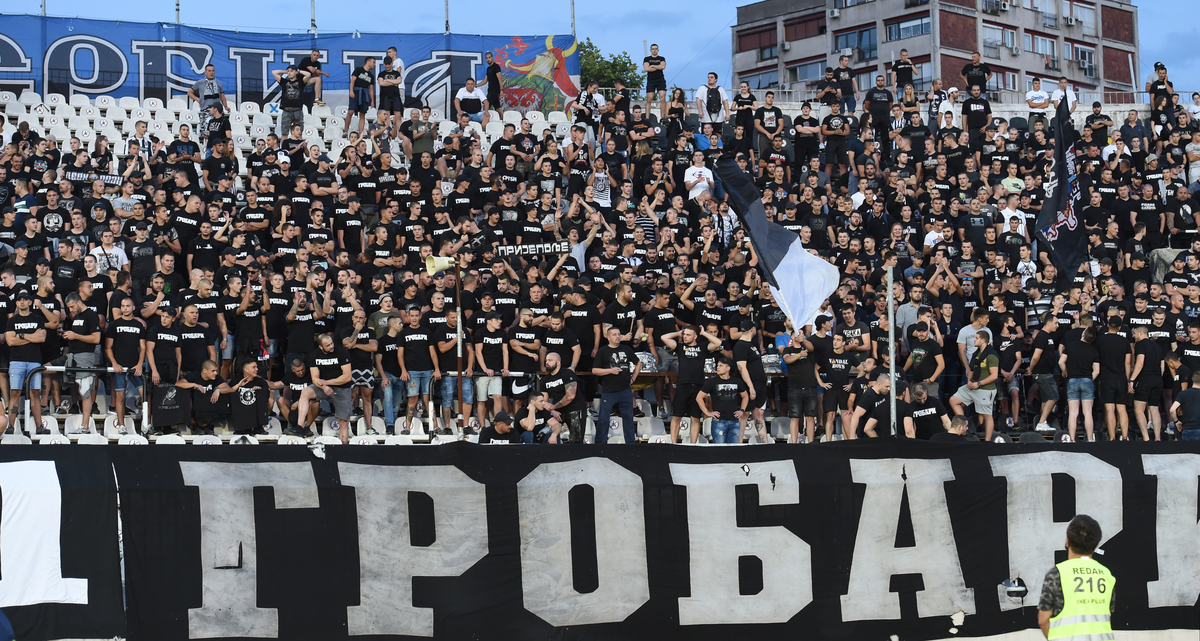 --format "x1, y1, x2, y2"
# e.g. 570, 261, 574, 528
578, 38, 644, 89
